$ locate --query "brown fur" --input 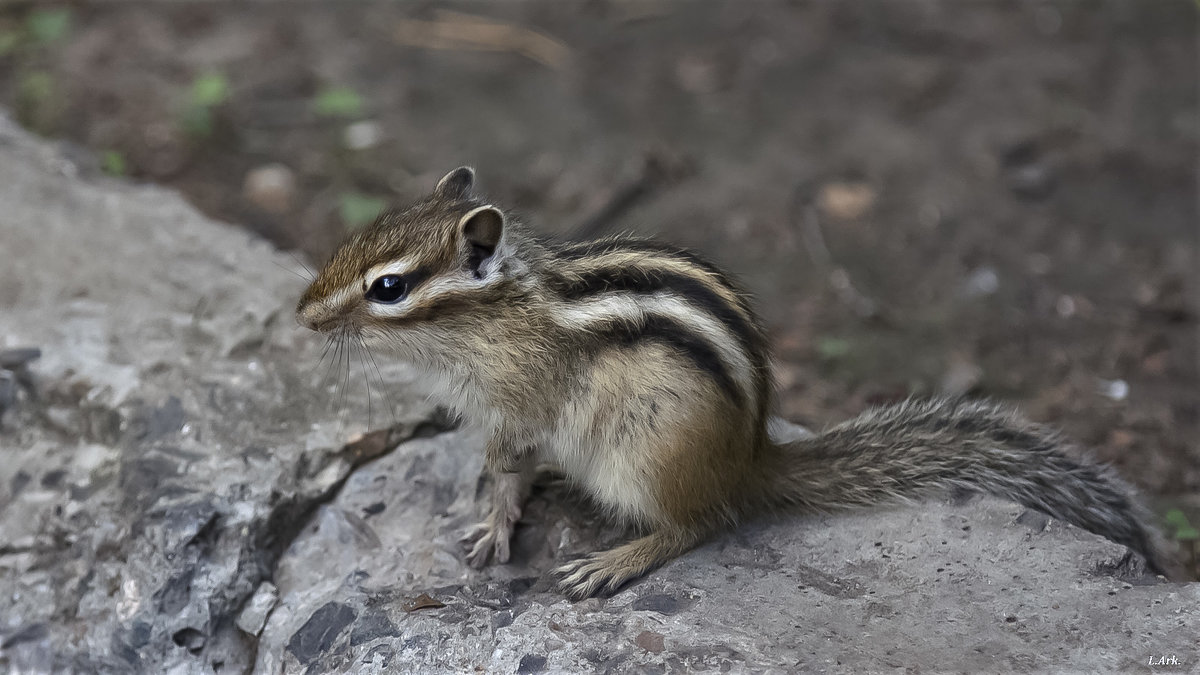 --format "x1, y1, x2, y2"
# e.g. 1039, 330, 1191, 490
297, 168, 1179, 599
